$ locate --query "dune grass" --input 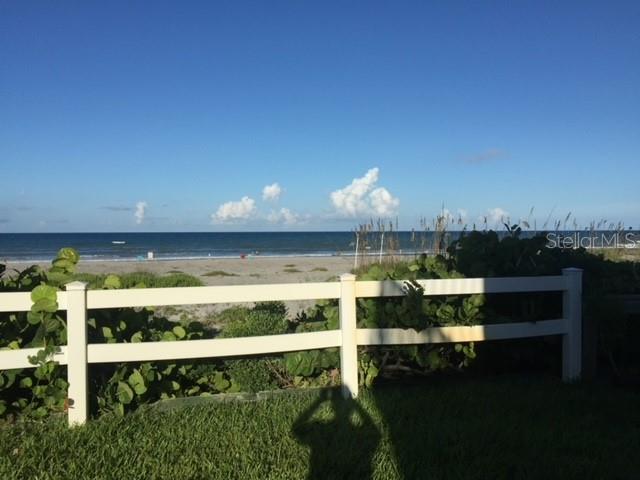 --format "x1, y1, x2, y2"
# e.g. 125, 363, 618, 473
1, 375, 638, 479
592, 247, 640, 263
310, 267, 328, 272
73, 271, 203, 289
201, 270, 238, 277
283, 268, 302, 273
